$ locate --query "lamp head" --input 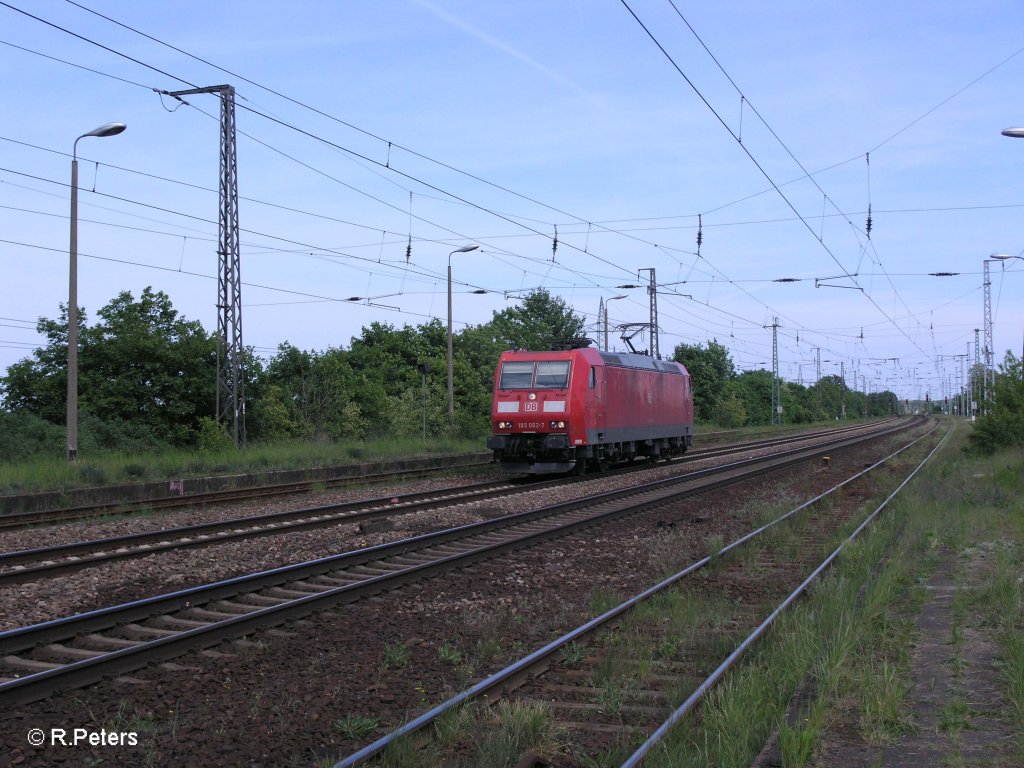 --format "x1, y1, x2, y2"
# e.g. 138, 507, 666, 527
85, 122, 127, 139
74, 122, 127, 158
